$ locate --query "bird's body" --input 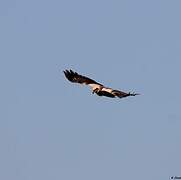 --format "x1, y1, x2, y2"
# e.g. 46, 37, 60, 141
63, 69, 139, 99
